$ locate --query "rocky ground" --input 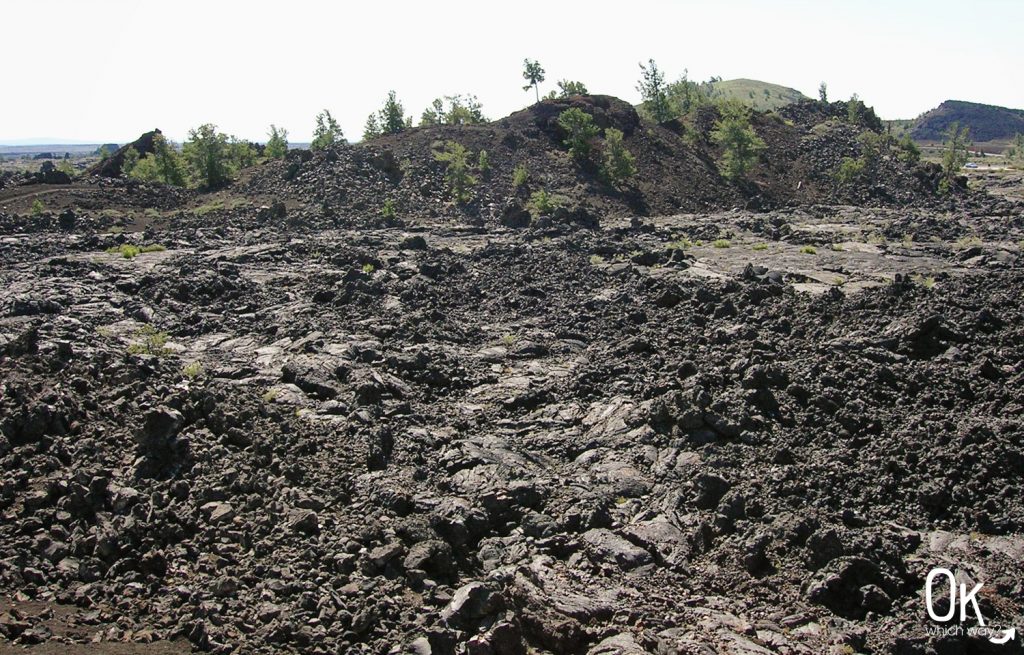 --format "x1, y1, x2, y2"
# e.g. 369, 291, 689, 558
2, 100, 1024, 655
